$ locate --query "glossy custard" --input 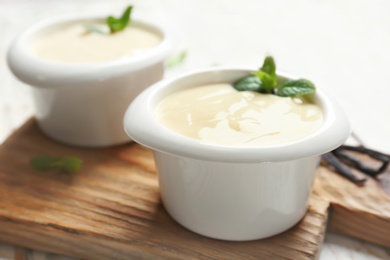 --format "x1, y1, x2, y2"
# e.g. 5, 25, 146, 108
155, 83, 323, 146
30, 23, 161, 63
